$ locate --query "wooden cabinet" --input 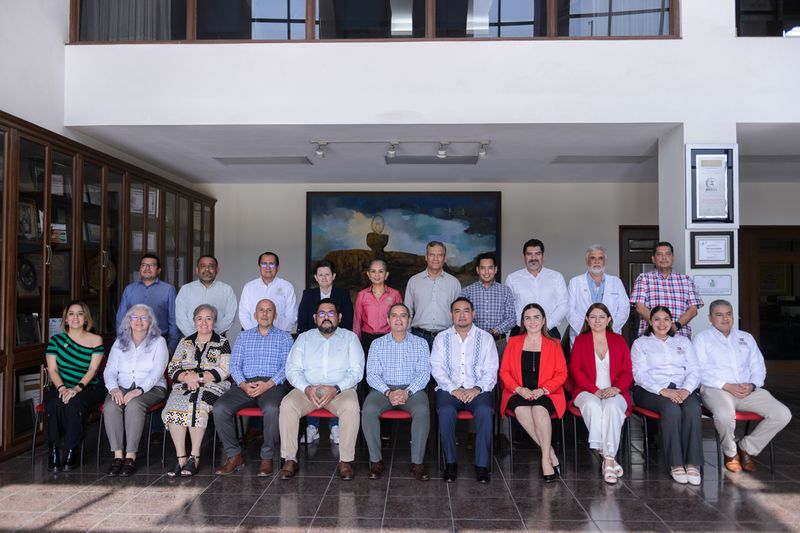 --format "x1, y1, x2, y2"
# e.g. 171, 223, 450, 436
0, 111, 215, 459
